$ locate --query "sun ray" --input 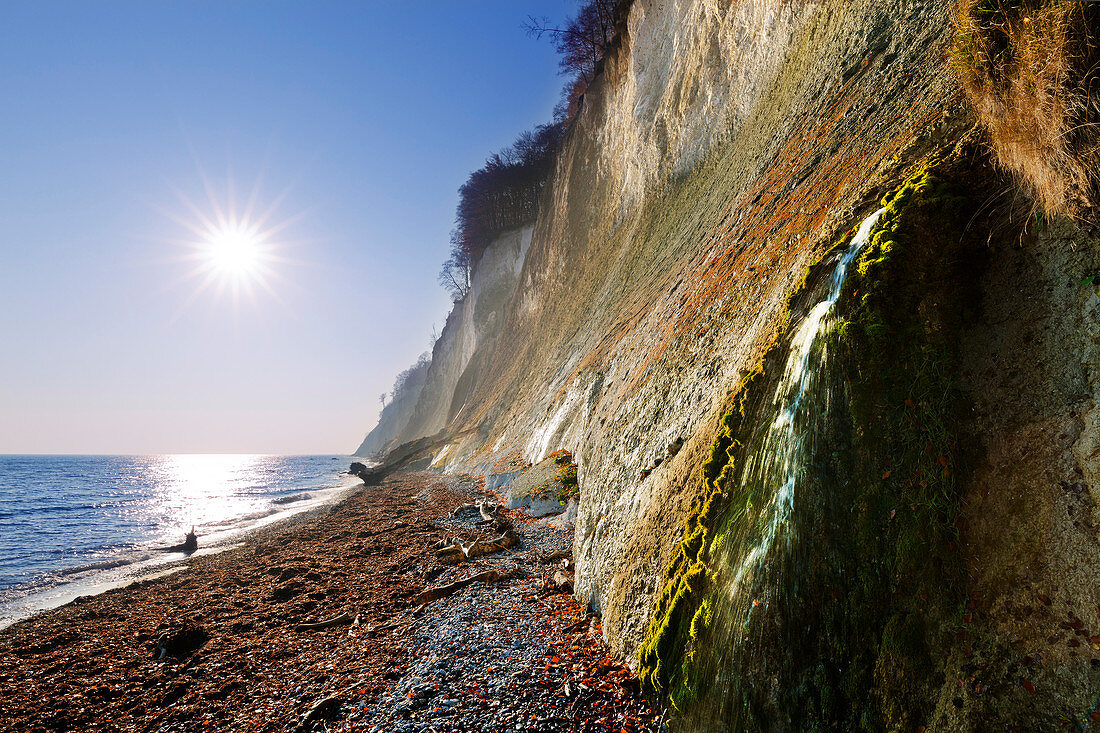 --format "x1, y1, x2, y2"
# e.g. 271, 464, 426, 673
156, 165, 311, 318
